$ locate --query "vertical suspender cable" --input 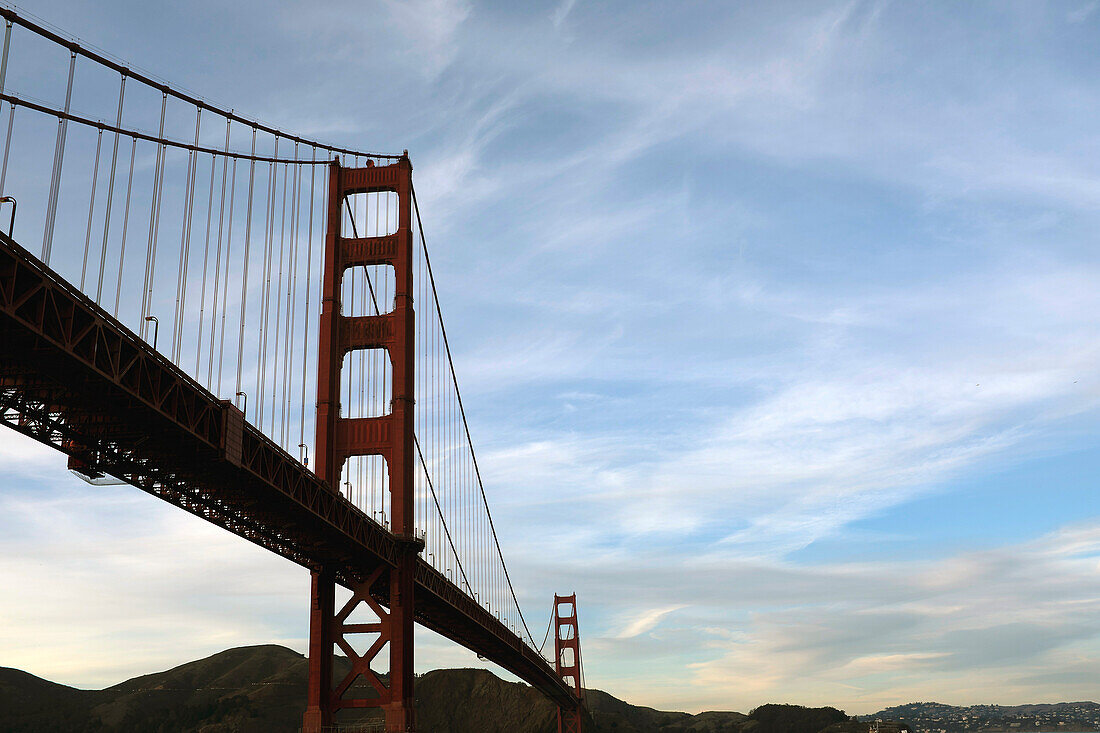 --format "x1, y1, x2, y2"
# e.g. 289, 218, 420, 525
419, 215, 426, 542
95, 74, 126, 303
282, 159, 296, 440
256, 151, 272, 420
311, 154, 329, 445
379, 192, 388, 513
283, 149, 300, 447
149, 107, 169, 329
371, 191, 378, 513
455, 338, 462, 587
0, 103, 14, 198
256, 141, 278, 425
79, 127, 103, 290
194, 149, 216, 377
357, 191, 364, 501
206, 117, 231, 385
141, 92, 167, 340
343, 195, 354, 505
269, 158, 289, 437
113, 136, 136, 317
379, 193, 388, 514
268, 160, 284, 435
0, 20, 12, 95
0, 20, 11, 198
421, 242, 428, 546
173, 107, 202, 363
42, 51, 76, 265
434, 274, 440, 561
345, 202, 356, 504
360, 193, 367, 510
365, 192, 375, 512
235, 128, 257, 404
299, 148, 316, 456
283, 157, 297, 444
217, 154, 239, 395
